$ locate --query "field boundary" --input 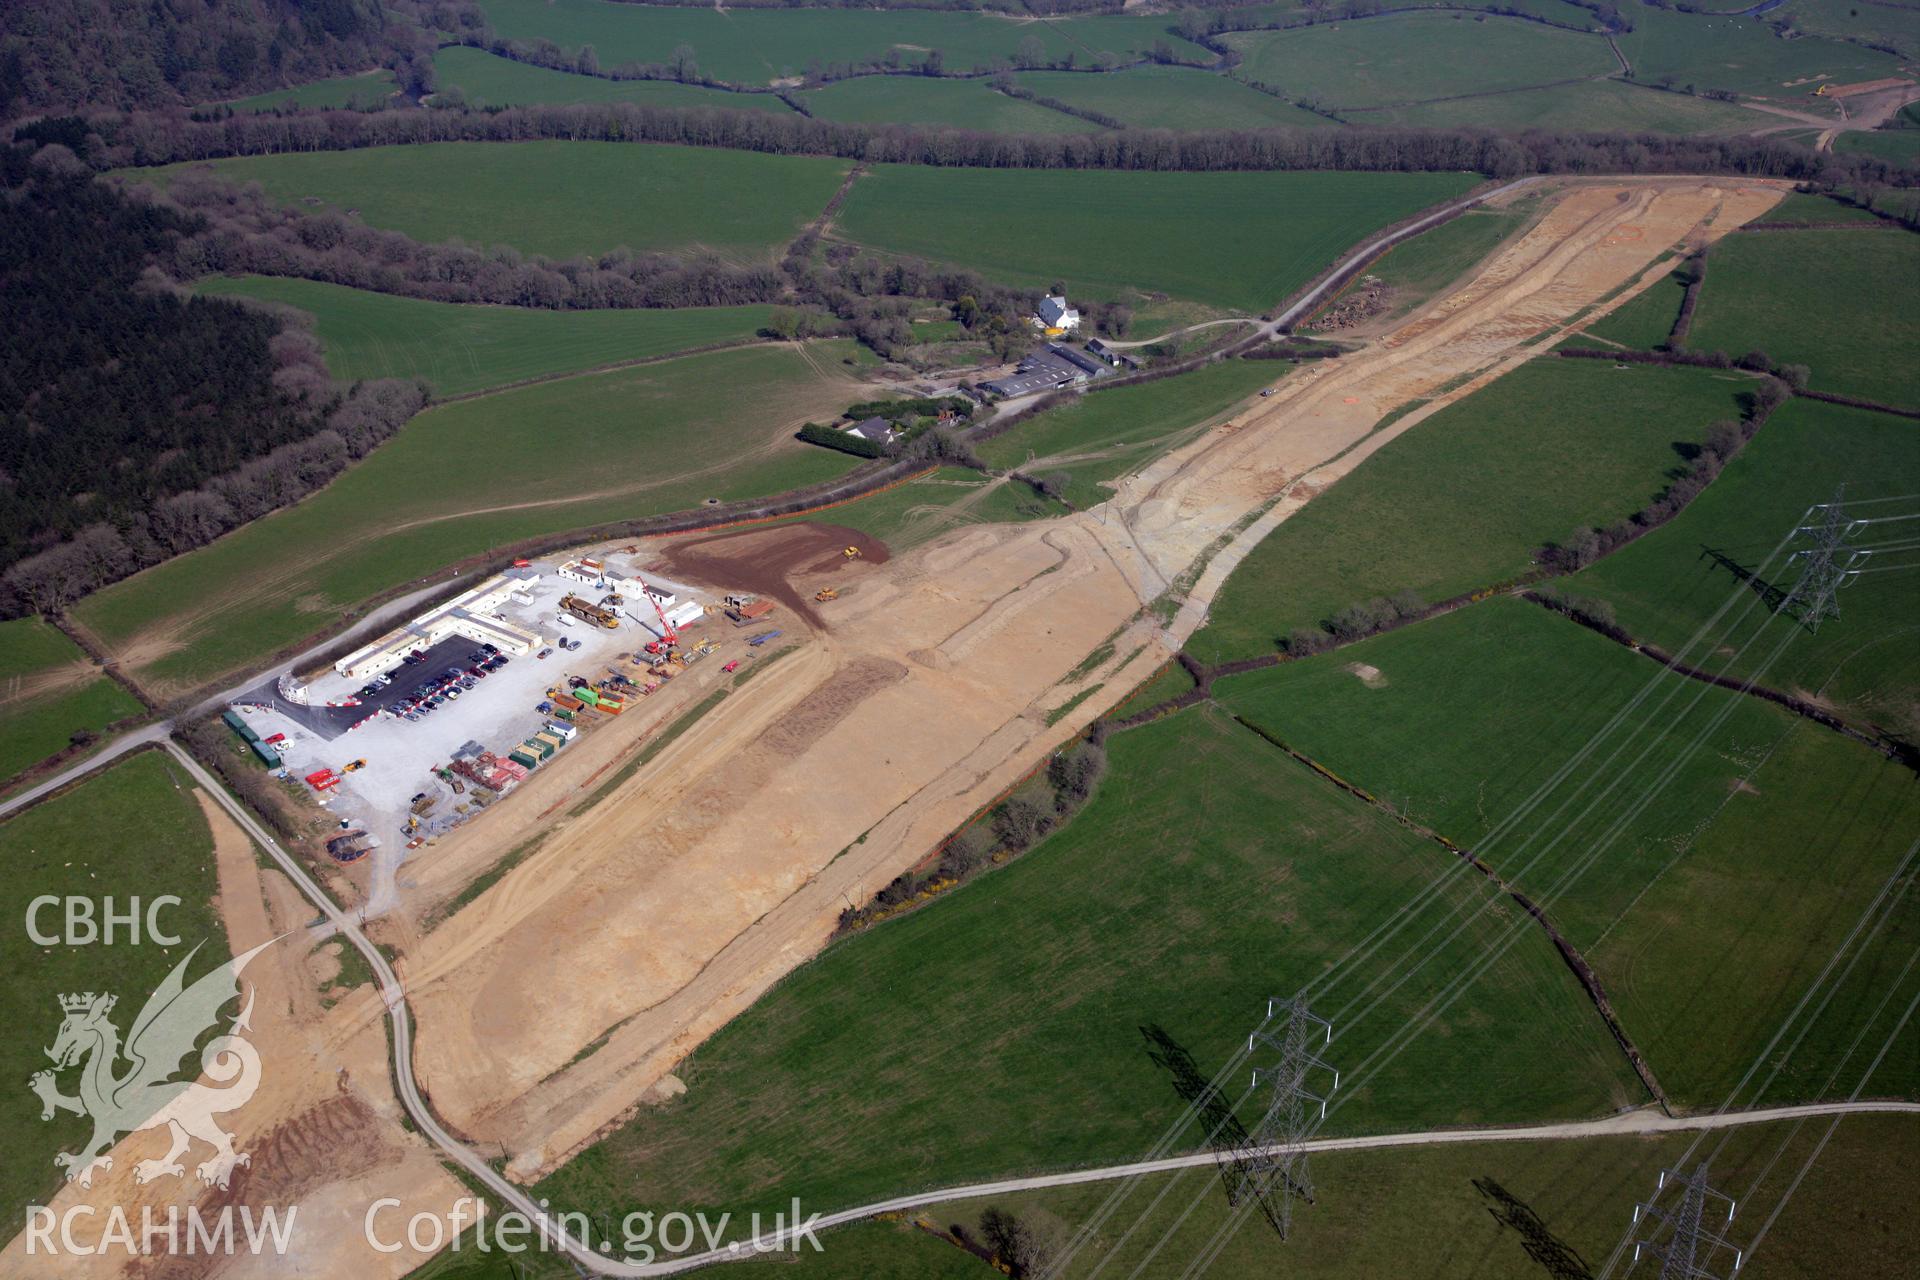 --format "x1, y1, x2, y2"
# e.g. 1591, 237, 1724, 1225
1522, 591, 1920, 771
1225, 710, 1673, 1112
